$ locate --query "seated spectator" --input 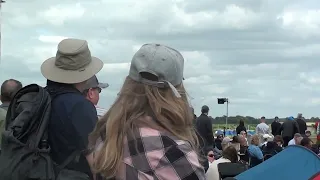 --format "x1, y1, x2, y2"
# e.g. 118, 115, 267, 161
248, 135, 263, 167
221, 137, 232, 150
231, 136, 240, 152
260, 134, 272, 149
288, 133, 302, 146
296, 137, 303, 145
206, 146, 238, 180
238, 135, 249, 163
215, 134, 224, 151
274, 135, 284, 148
240, 131, 248, 145
300, 137, 313, 150
262, 136, 283, 160
305, 130, 311, 138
